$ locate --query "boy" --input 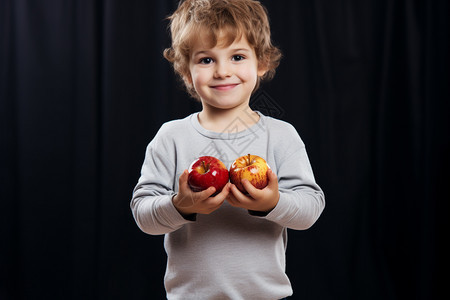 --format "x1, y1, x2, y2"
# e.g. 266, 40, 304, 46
131, 0, 325, 299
